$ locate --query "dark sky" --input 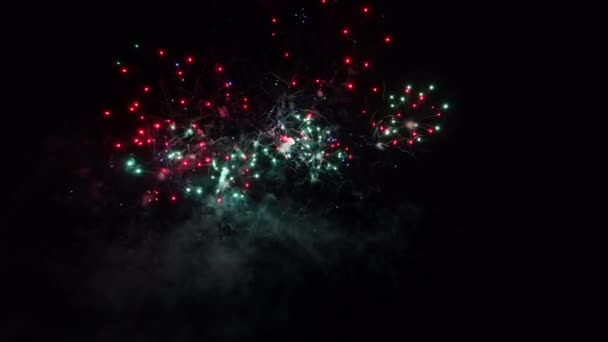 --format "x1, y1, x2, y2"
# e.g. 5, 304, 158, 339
5, 1, 530, 339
